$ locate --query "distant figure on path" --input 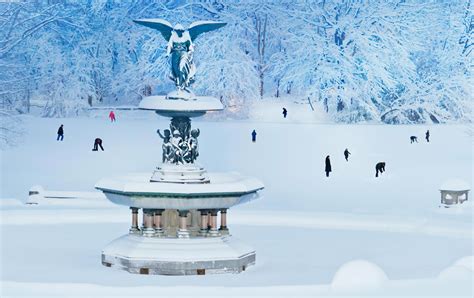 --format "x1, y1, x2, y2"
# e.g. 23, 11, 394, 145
109, 111, 116, 122
344, 148, 351, 161
325, 155, 332, 177
410, 136, 418, 143
251, 130, 257, 143
282, 107, 287, 118
425, 130, 430, 142
56, 124, 64, 141
92, 138, 104, 151
375, 162, 386, 177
